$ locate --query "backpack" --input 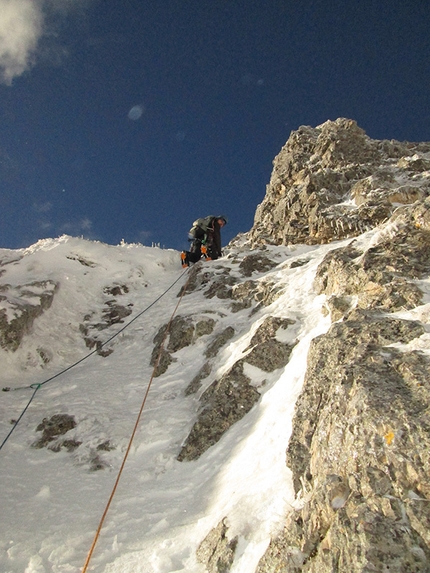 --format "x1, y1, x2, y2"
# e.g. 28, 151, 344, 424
188, 216, 215, 240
